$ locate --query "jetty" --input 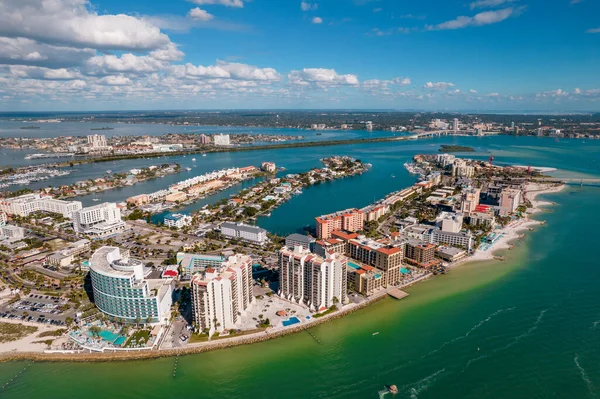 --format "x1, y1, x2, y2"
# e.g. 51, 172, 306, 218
387, 289, 409, 300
